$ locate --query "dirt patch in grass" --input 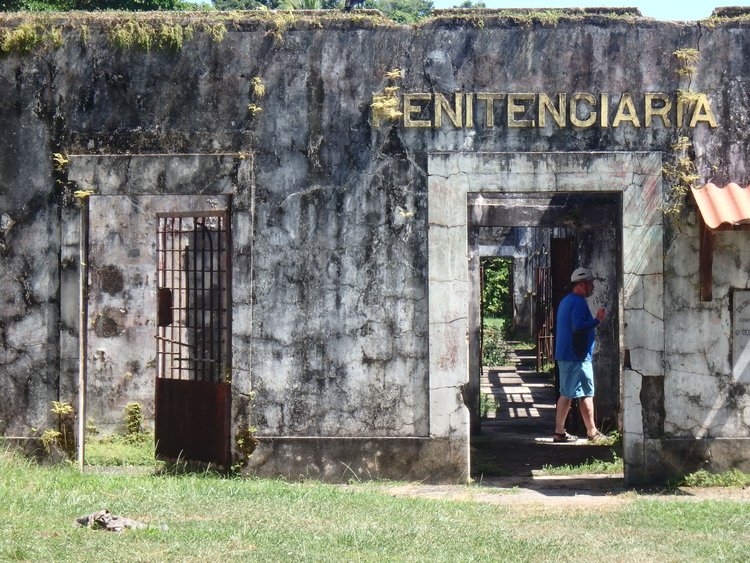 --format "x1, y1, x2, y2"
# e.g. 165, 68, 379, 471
374, 476, 750, 508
